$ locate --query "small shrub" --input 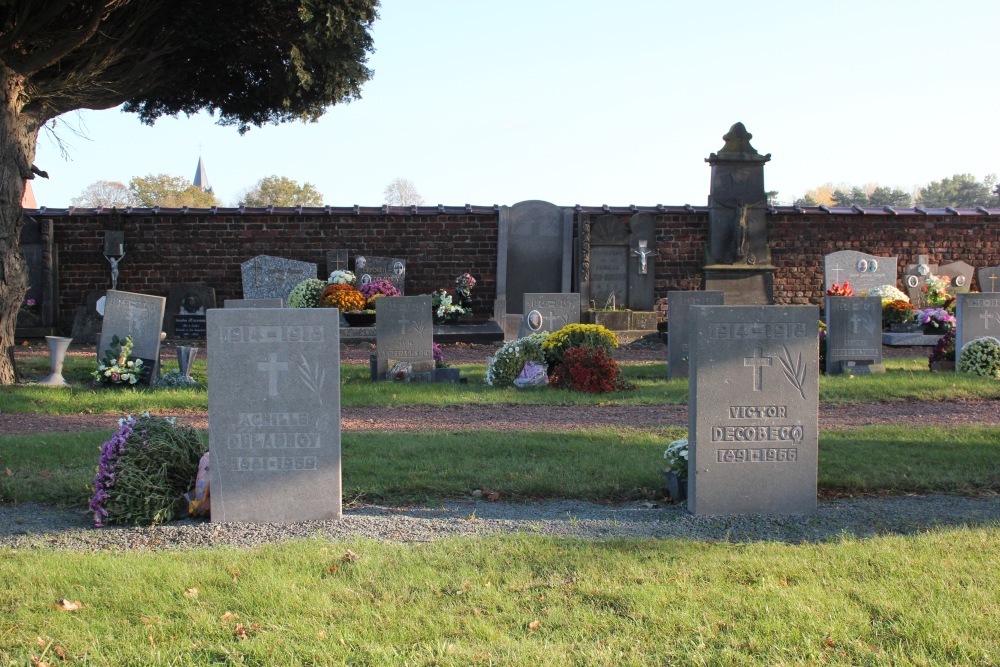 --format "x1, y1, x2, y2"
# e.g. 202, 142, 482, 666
957, 336, 1000, 378
288, 278, 327, 308
883, 299, 915, 325
550, 346, 632, 394
485, 333, 549, 387
319, 283, 367, 311
542, 324, 618, 368
929, 329, 956, 368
